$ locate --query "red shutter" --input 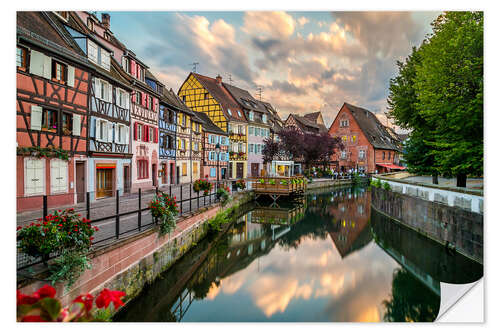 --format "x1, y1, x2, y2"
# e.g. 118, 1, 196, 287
142, 93, 147, 107
137, 64, 141, 79
146, 94, 149, 109
132, 91, 136, 103
143, 125, 147, 141
130, 60, 136, 76
134, 123, 138, 140
154, 128, 158, 143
